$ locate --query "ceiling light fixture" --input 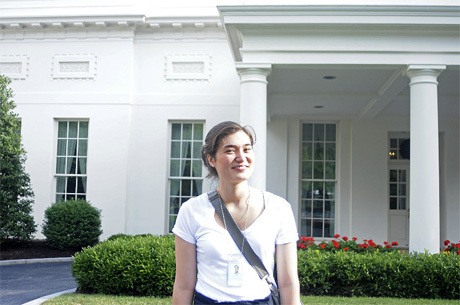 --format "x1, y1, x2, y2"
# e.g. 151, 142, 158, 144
323, 75, 336, 80
314, 105, 324, 109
